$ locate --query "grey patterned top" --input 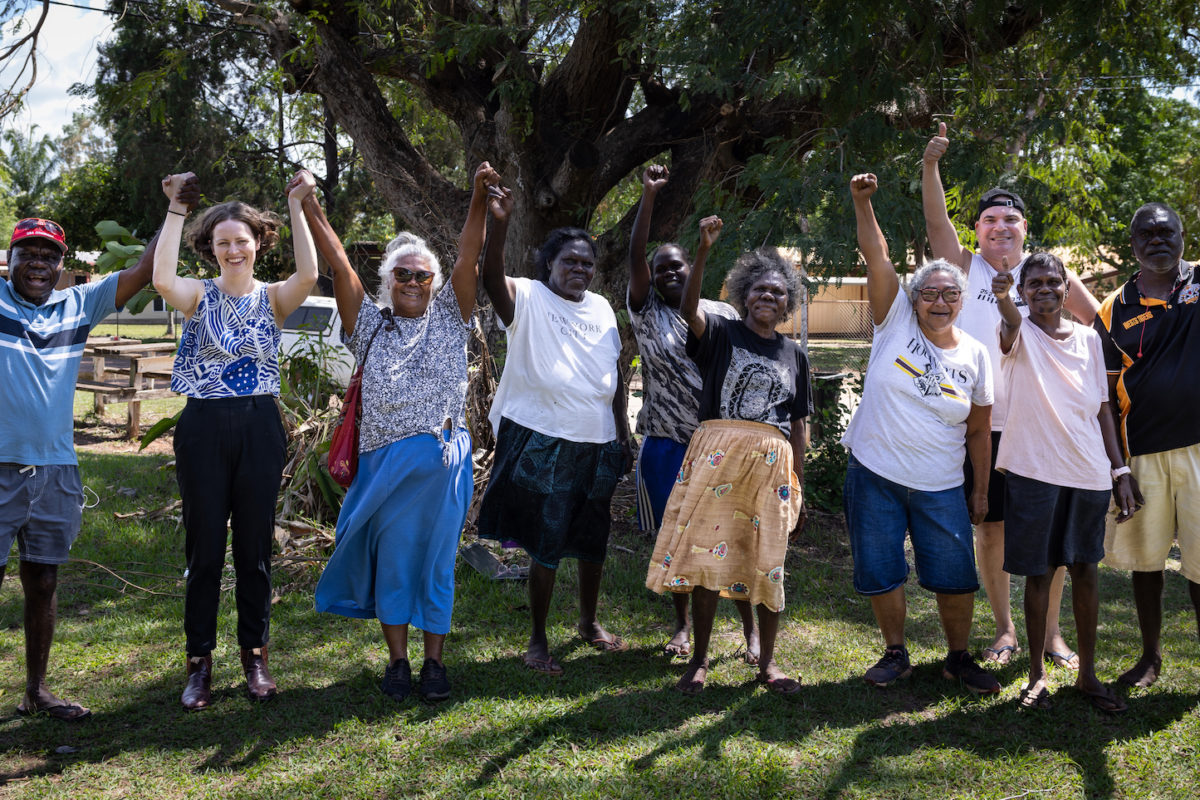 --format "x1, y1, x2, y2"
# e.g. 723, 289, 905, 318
628, 289, 740, 443
344, 286, 471, 453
